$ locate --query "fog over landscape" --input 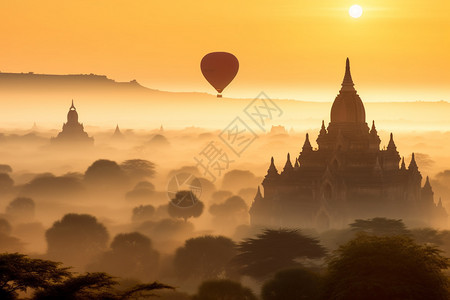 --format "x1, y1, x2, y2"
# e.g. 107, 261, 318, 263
0, 70, 449, 298
2, 1, 450, 298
